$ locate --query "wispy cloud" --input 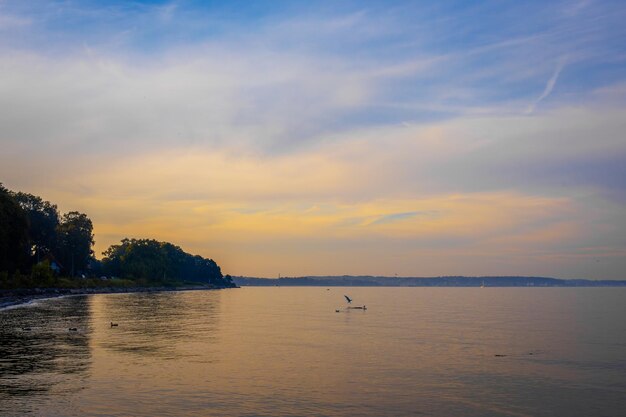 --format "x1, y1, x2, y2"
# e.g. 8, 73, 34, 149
526, 57, 567, 114
370, 211, 436, 225
0, 14, 29, 28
